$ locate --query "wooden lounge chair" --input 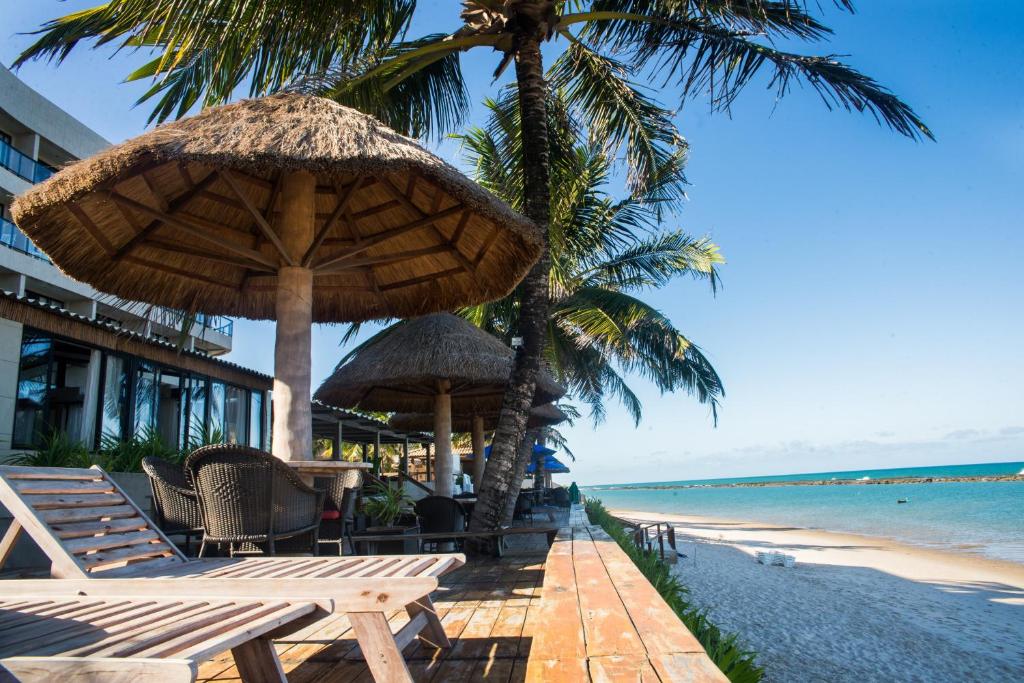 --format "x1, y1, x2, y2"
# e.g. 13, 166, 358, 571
0, 465, 463, 682
0, 587, 317, 682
